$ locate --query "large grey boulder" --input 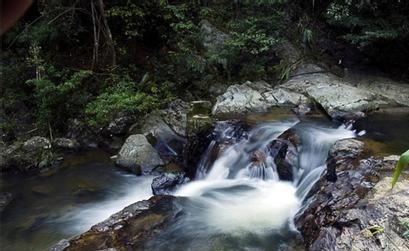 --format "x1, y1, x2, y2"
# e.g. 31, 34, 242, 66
306, 83, 379, 118
352, 74, 409, 107
116, 134, 164, 174
160, 99, 188, 137
281, 64, 409, 119
212, 81, 307, 115
129, 113, 186, 162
